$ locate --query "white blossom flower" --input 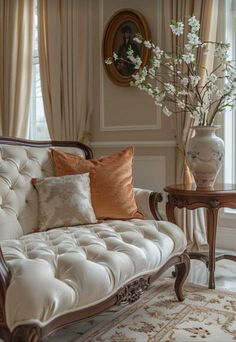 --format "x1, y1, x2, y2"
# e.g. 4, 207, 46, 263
154, 90, 165, 102
127, 49, 142, 69
227, 68, 236, 81
216, 89, 224, 98
134, 56, 142, 69
164, 83, 176, 94
152, 56, 161, 68
133, 36, 142, 44
187, 33, 201, 46
181, 78, 189, 87
148, 67, 156, 78
178, 90, 188, 96
190, 75, 201, 87
182, 52, 195, 64
170, 21, 184, 36
146, 87, 154, 96
188, 16, 200, 32
132, 67, 147, 84
113, 52, 118, 61
144, 40, 152, 48
105, 57, 113, 65
215, 43, 230, 62
207, 74, 217, 83
177, 99, 186, 109
126, 48, 134, 57
153, 46, 163, 58
163, 106, 173, 116
184, 43, 193, 51
141, 66, 148, 77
